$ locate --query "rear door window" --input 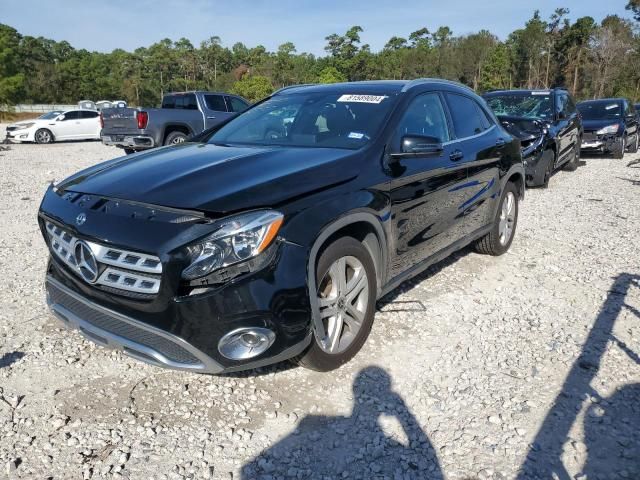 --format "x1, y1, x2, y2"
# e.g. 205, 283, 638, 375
226, 96, 249, 113
79, 111, 99, 119
445, 93, 485, 138
62, 111, 81, 121
204, 94, 228, 112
